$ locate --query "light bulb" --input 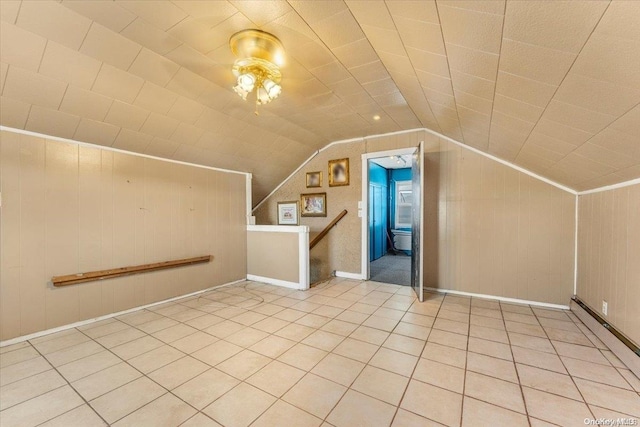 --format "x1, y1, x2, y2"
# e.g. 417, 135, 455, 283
263, 79, 281, 99
233, 84, 249, 100
237, 72, 256, 91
